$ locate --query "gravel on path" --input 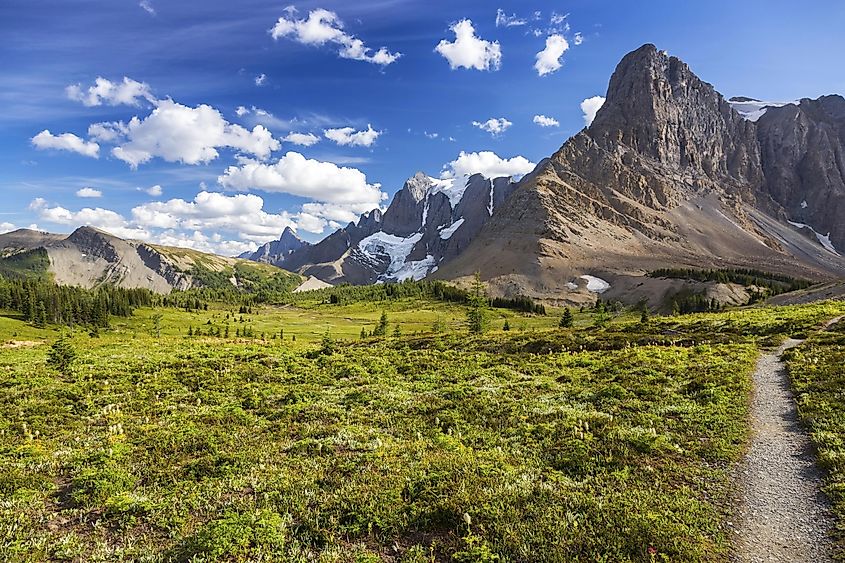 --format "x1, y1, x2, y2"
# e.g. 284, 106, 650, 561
732, 339, 834, 562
